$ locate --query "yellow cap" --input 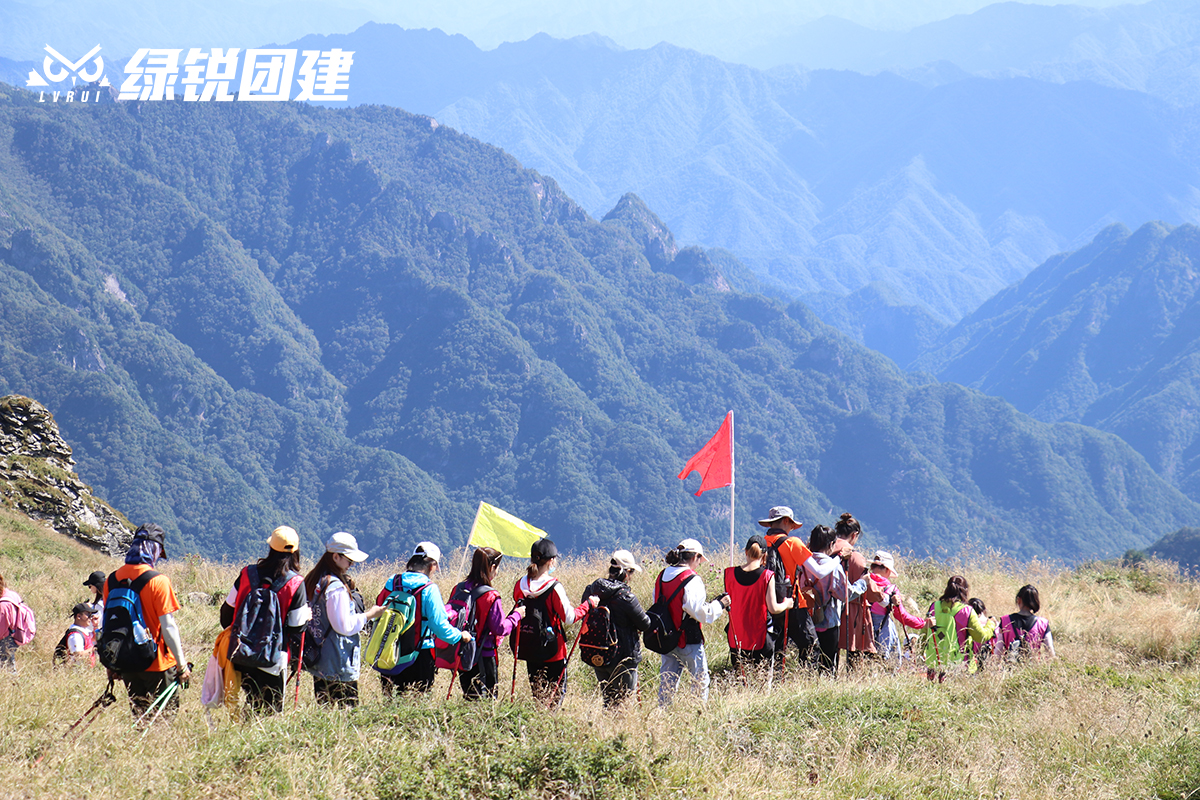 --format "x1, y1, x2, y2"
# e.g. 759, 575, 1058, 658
267, 525, 299, 553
